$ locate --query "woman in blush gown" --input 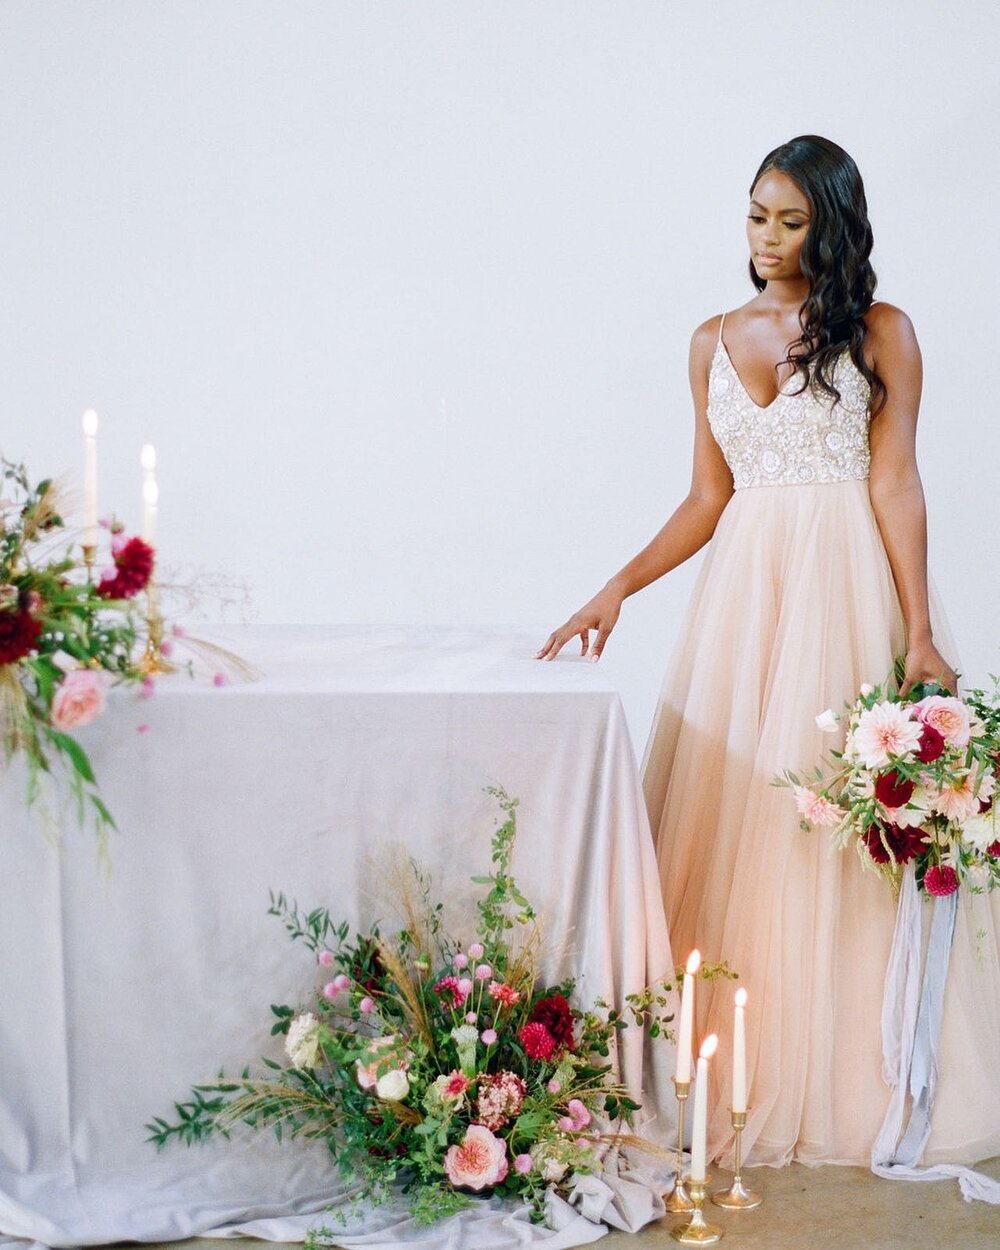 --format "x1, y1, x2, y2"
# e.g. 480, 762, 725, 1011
537, 135, 1000, 1173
